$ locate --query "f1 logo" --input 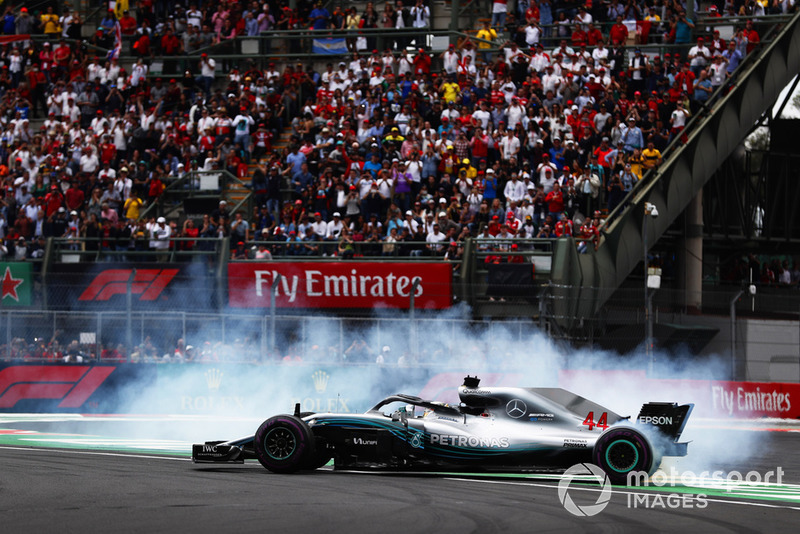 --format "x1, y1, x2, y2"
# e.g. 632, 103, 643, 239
79, 269, 179, 301
0, 366, 115, 408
